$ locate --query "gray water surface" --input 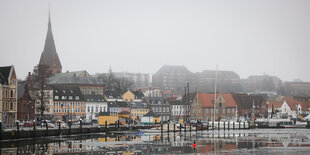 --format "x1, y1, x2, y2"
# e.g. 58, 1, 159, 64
1, 129, 310, 154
